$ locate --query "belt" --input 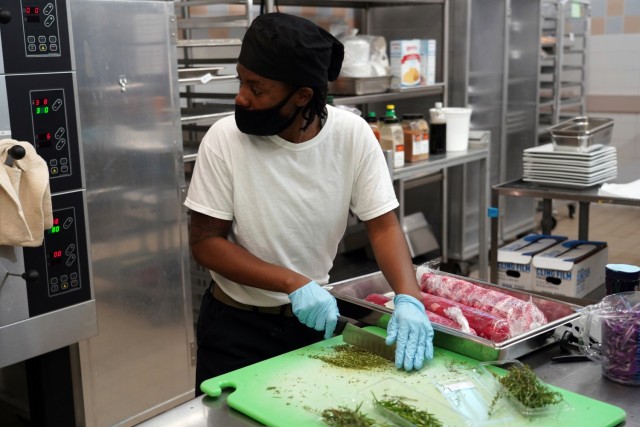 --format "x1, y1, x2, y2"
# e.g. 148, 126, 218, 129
212, 283, 294, 317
